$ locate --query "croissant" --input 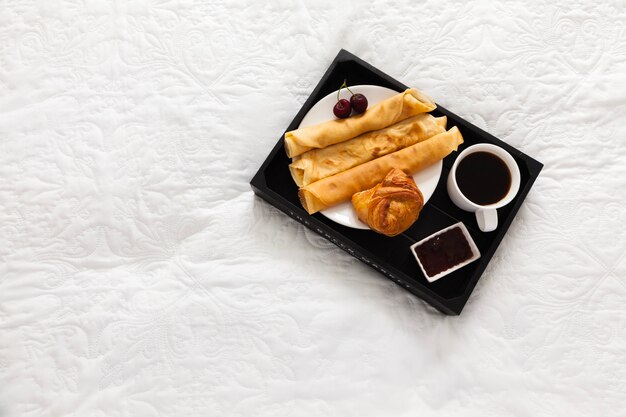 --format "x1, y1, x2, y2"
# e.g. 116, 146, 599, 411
351, 168, 424, 237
